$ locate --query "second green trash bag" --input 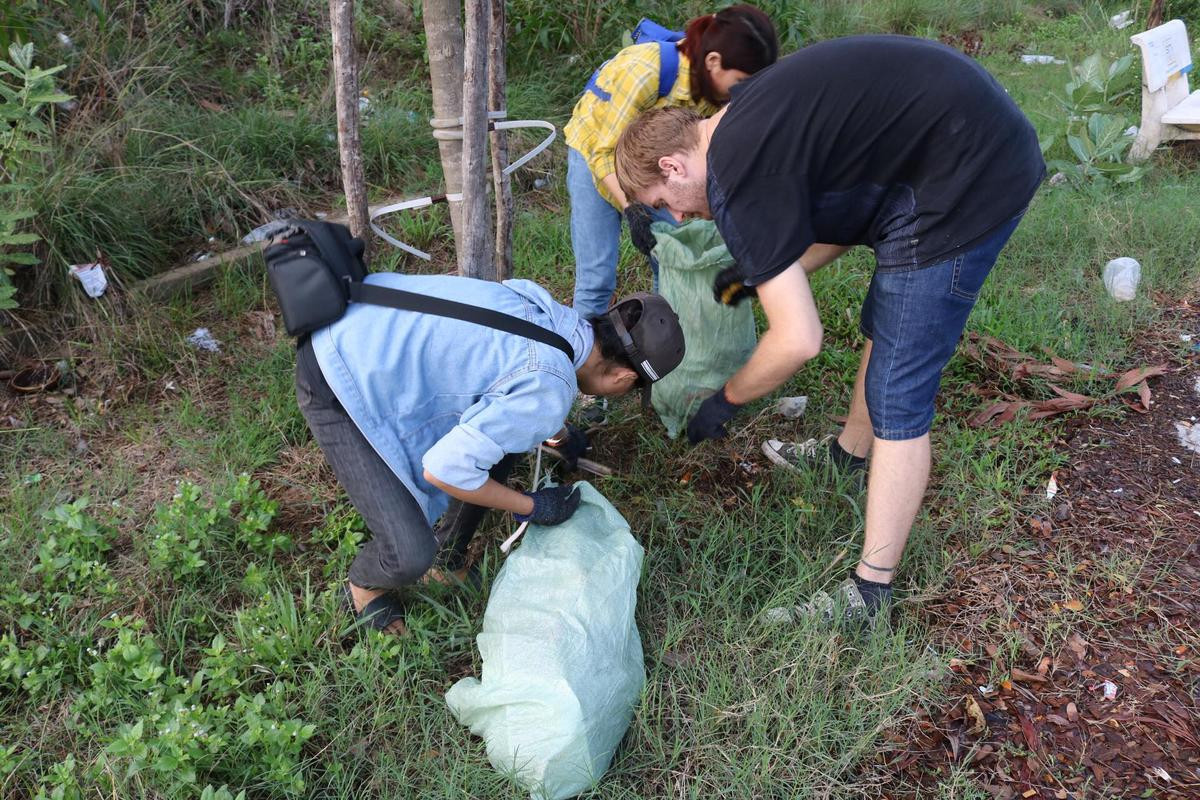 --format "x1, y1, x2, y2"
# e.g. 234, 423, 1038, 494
445, 482, 644, 800
649, 219, 757, 438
